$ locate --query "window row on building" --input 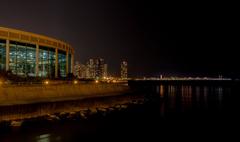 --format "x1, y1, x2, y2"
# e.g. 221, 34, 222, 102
0, 39, 73, 78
